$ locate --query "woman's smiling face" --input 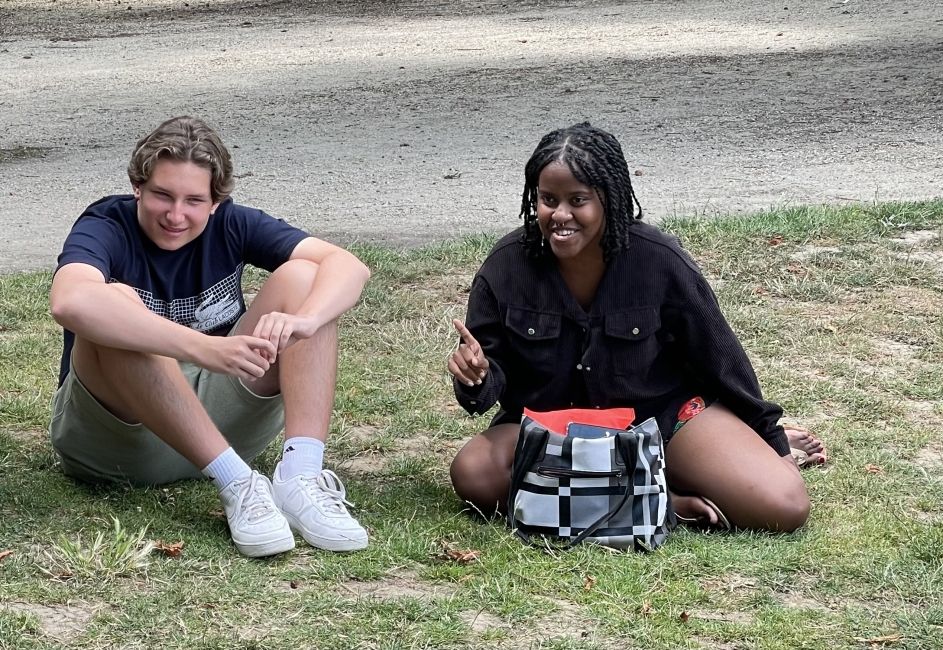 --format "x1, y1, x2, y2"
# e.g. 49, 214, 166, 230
536, 161, 605, 264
